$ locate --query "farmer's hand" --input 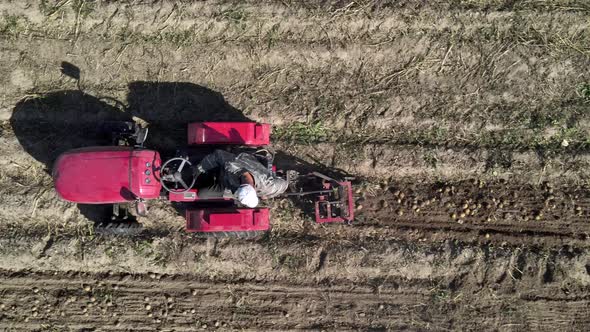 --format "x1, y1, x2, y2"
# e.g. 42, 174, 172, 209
193, 164, 205, 177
